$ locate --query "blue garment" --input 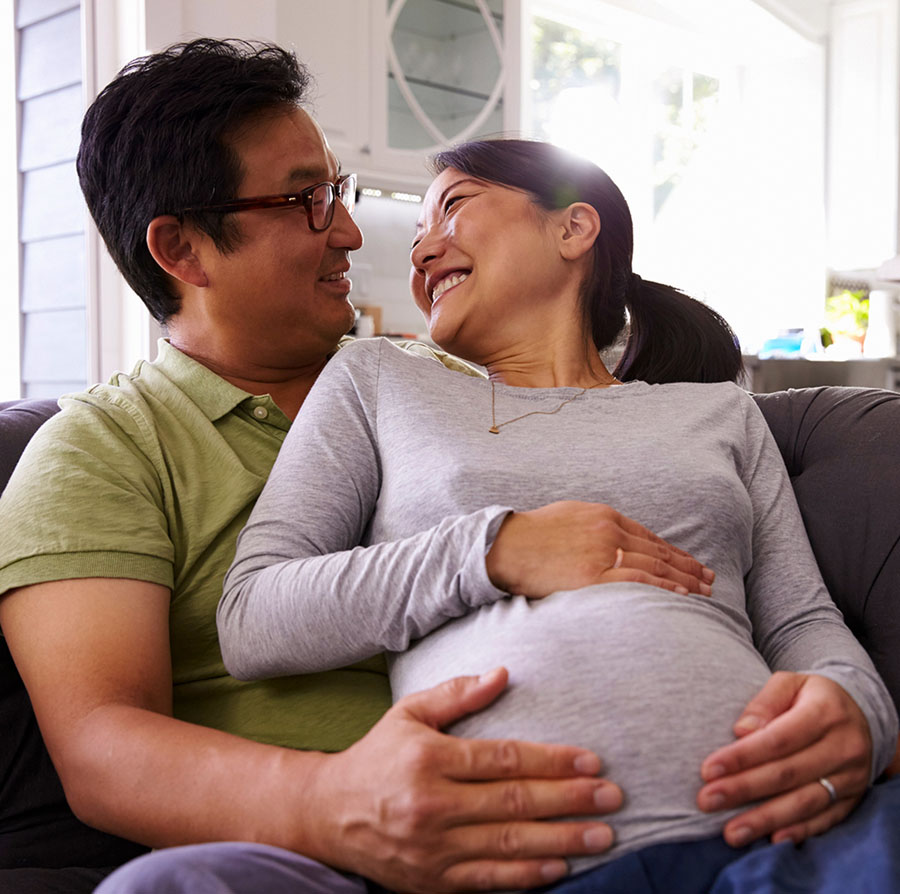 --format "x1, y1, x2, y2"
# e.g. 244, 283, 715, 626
542, 776, 900, 894
538, 836, 764, 894
711, 776, 900, 894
